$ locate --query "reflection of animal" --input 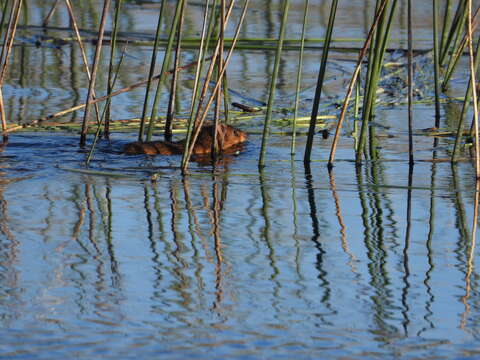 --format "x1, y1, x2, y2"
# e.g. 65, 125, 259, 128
124, 124, 247, 156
